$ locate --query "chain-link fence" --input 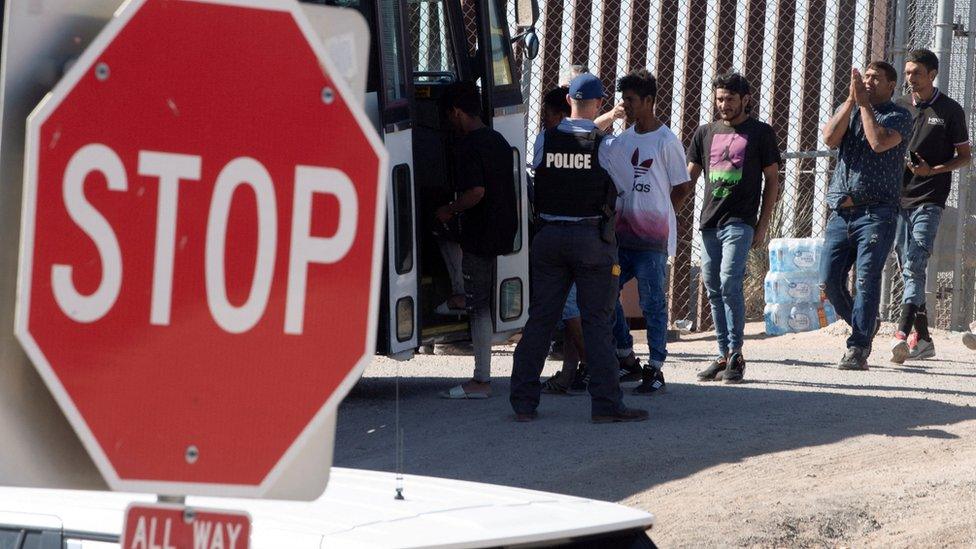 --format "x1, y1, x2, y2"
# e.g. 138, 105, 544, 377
513, 0, 976, 332
877, 0, 976, 330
